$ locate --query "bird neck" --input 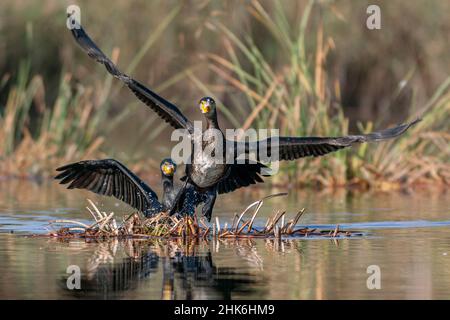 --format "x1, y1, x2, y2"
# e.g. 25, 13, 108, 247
206, 112, 220, 130
161, 175, 173, 191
